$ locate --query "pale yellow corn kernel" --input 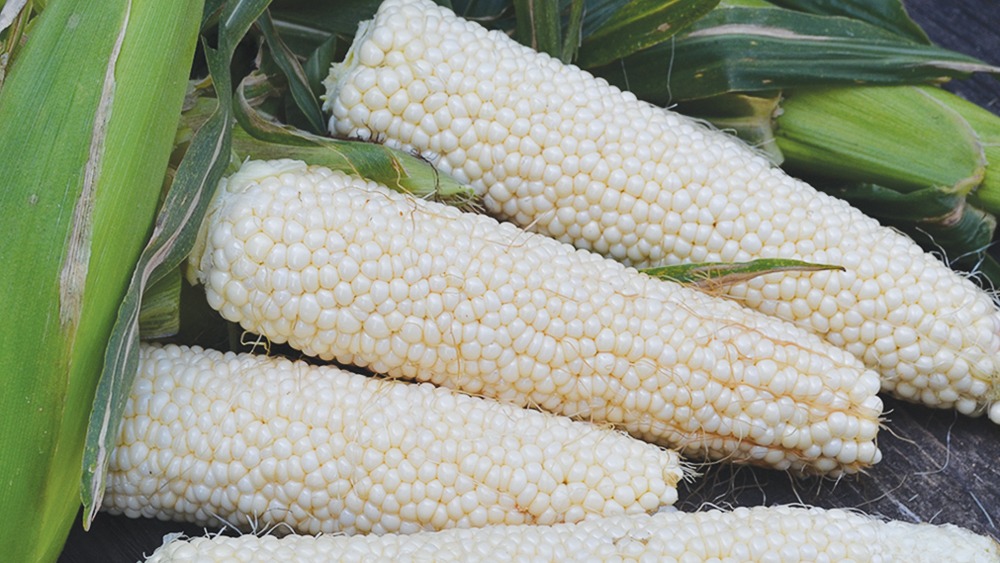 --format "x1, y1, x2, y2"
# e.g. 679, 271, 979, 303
188, 159, 884, 476
144, 505, 1000, 562
104, 343, 684, 534
323, 0, 1000, 423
